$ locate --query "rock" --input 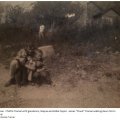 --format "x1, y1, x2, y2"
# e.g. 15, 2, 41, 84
38, 45, 55, 58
